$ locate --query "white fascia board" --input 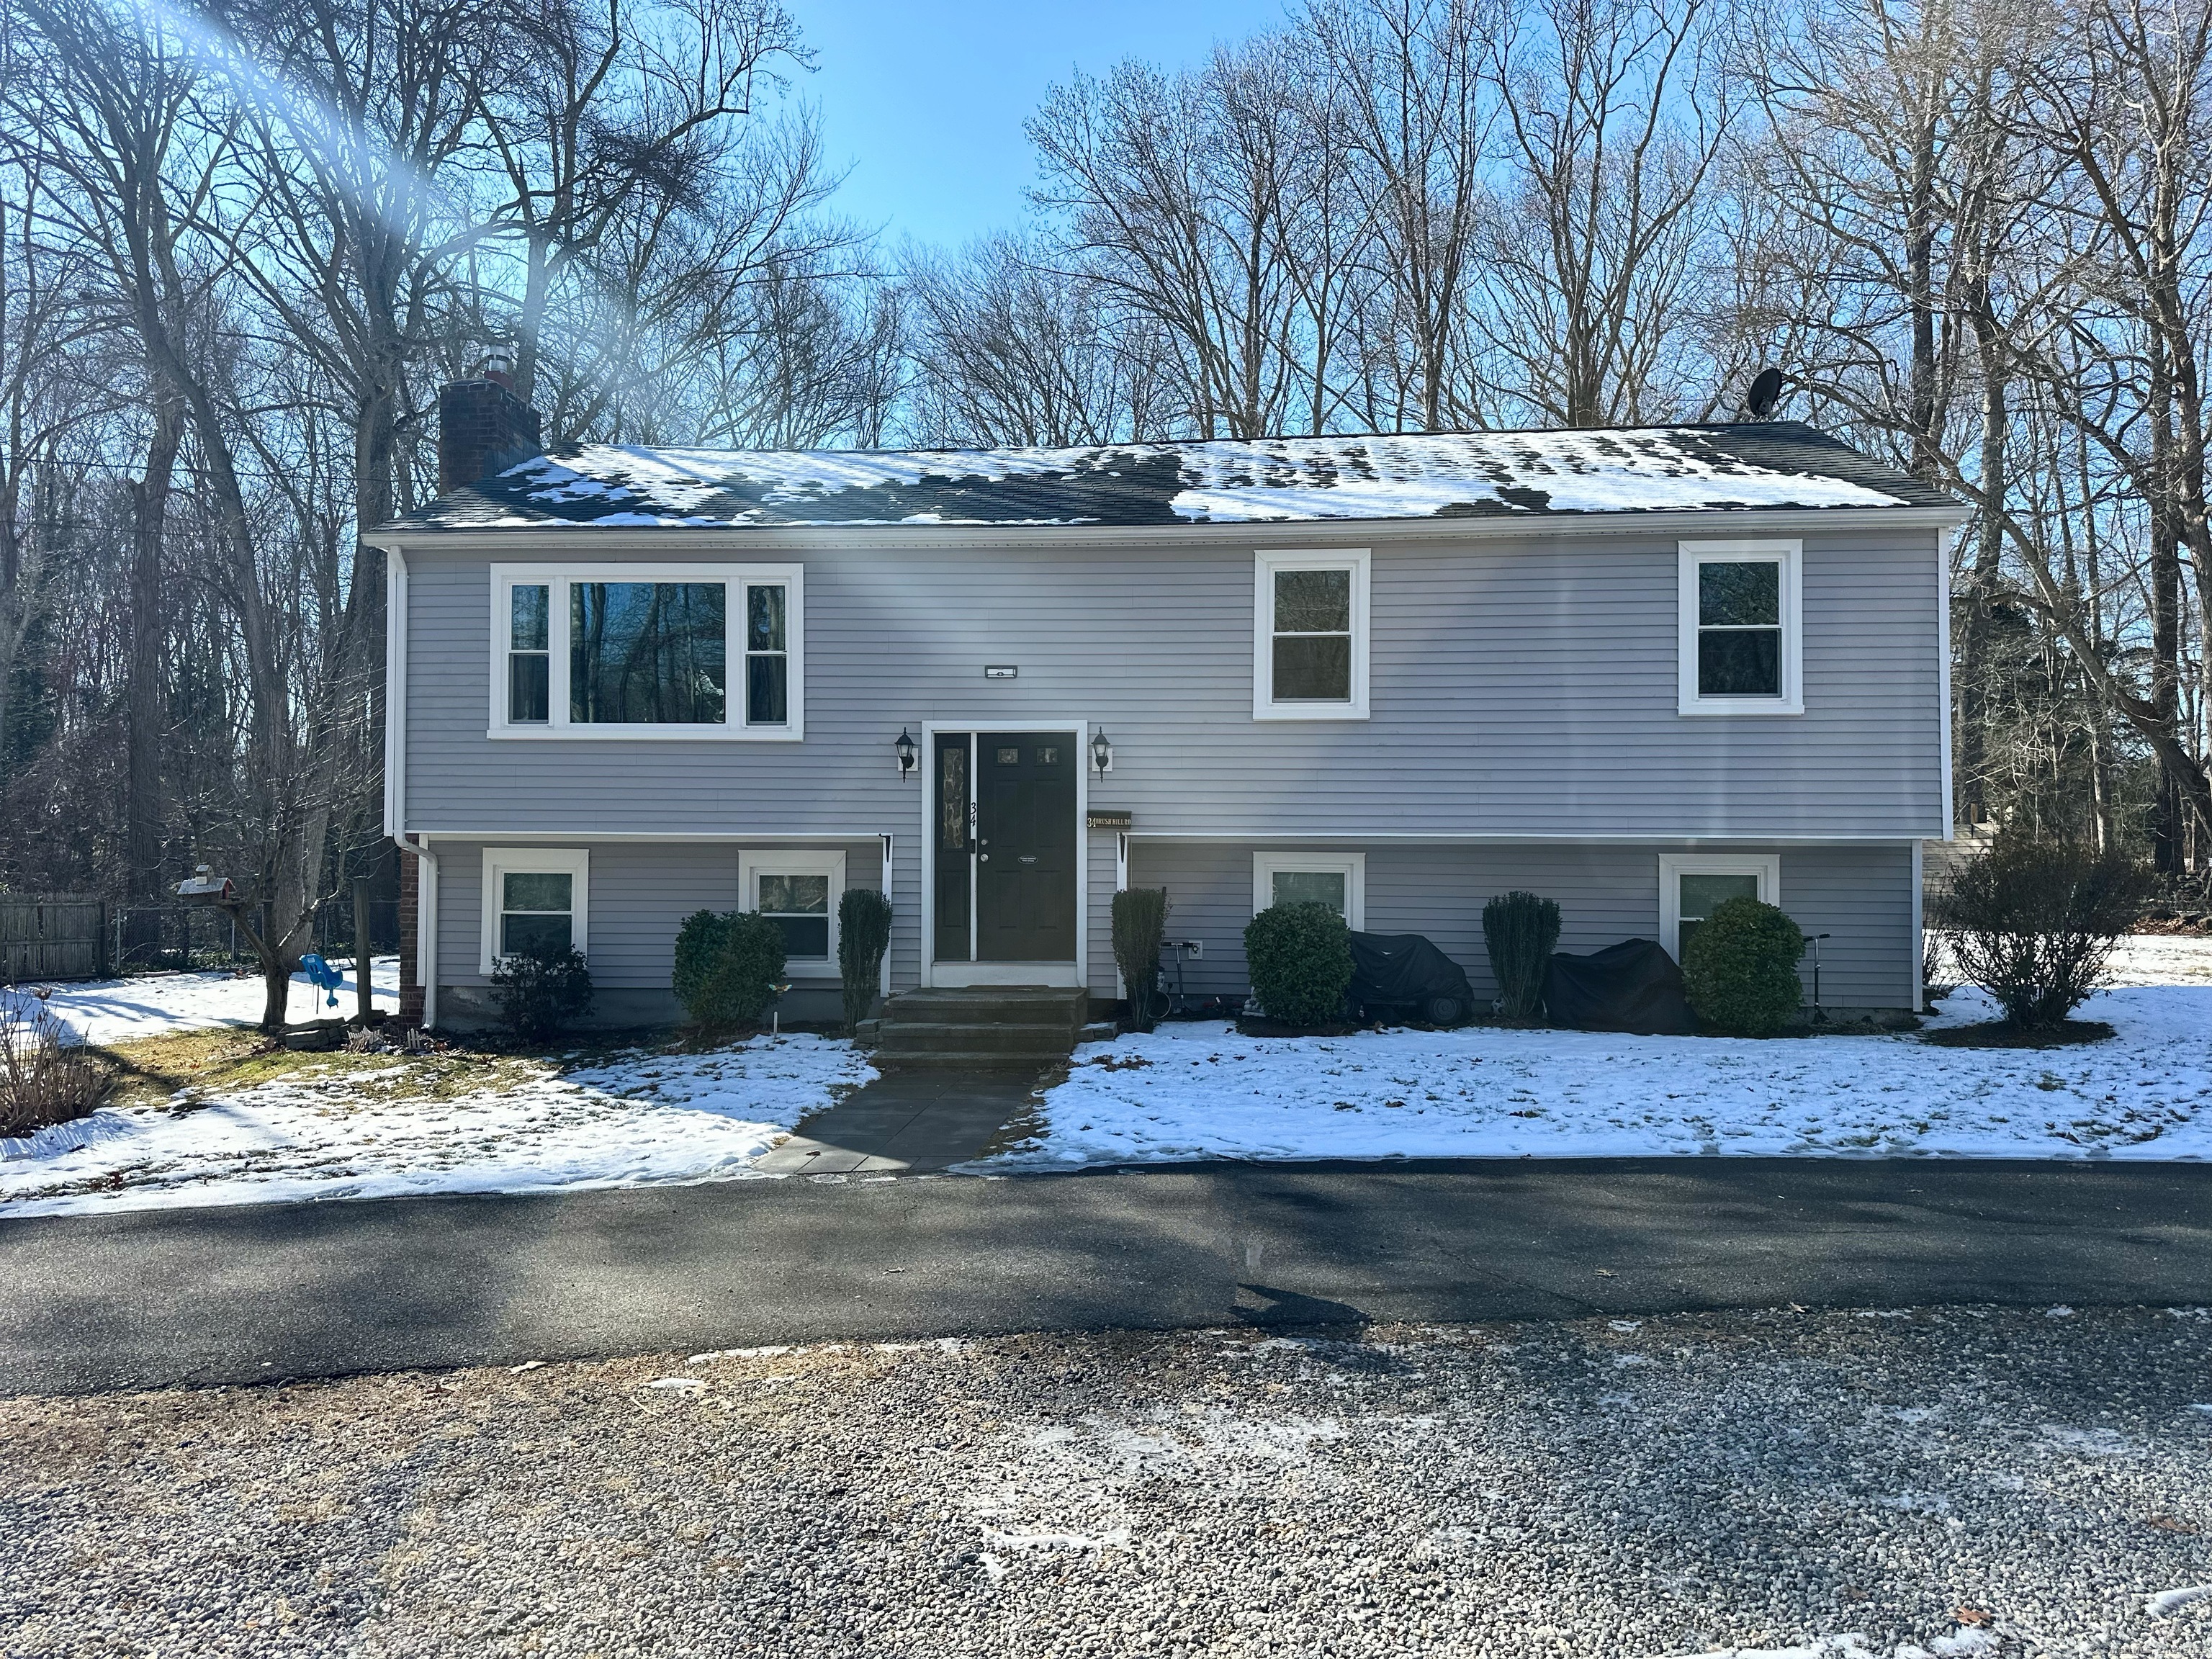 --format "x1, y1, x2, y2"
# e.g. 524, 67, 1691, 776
361, 502, 1974, 559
